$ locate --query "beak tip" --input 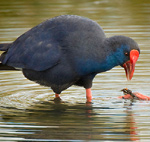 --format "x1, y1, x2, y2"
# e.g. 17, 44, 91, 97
127, 77, 132, 81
